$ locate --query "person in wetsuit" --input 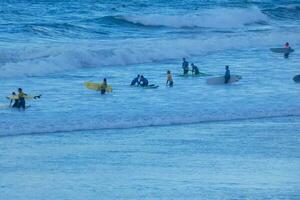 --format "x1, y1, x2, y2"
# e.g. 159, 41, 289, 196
191, 63, 200, 75
139, 75, 149, 87
182, 58, 189, 75
284, 42, 291, 58
100, 78, 108, 95
131, 75, 140, 86
9, 92, 19, 108
166, 70, 173, 87
17, 88, 27, 109
224, 65, 231, 84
